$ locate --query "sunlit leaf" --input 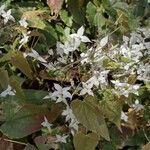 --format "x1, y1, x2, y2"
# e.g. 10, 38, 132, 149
10, 52, 33, 79
22, 10, 47, 19
71, 99, 110, 141
99, 90, 123, 128
86, 2, 97, 26
73, 132, 99, 150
